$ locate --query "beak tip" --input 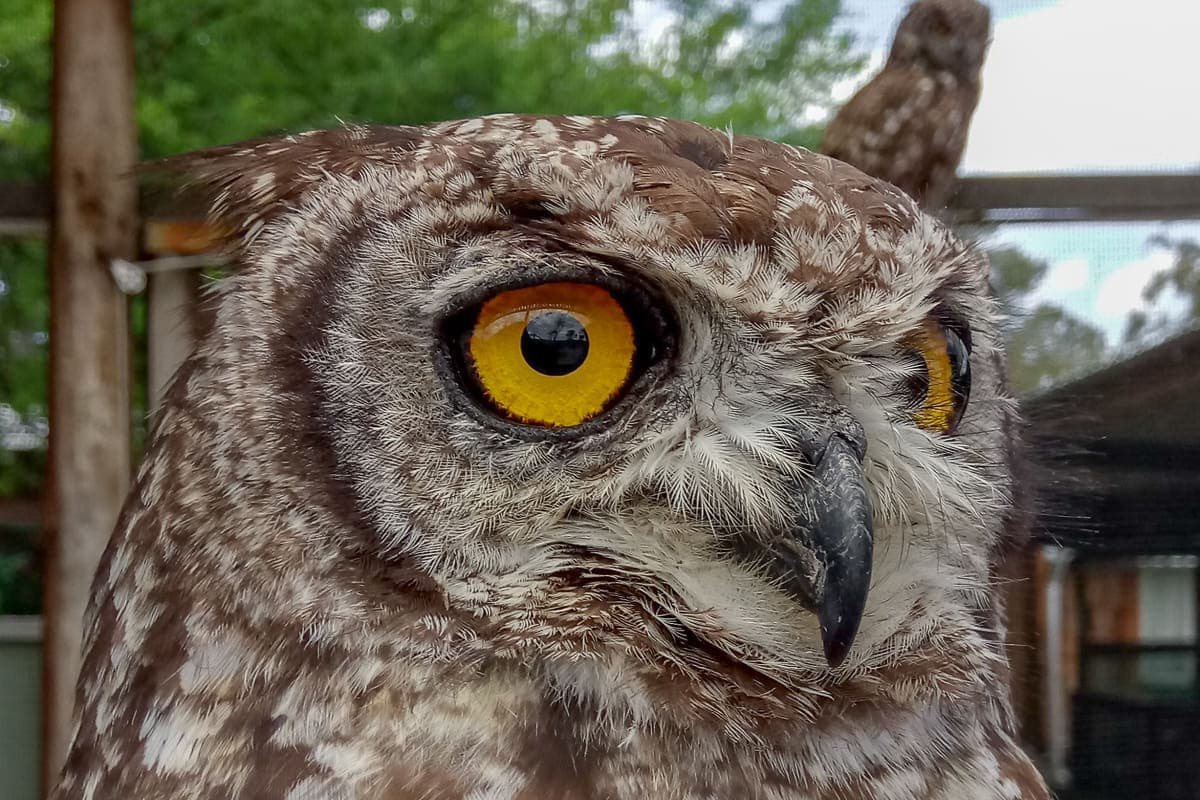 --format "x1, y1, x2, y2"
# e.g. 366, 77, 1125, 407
815, 543, 871, 669
819, 608, 859, 669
